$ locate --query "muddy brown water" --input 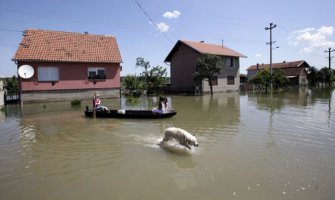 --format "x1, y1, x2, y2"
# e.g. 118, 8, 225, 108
0, 89, 334, 200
